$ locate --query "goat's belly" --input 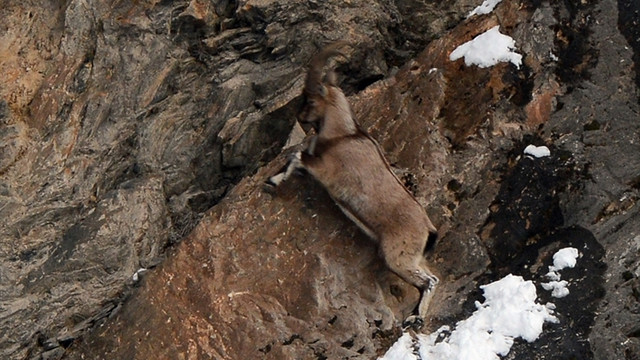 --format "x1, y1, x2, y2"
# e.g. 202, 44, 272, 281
332, 199, 379, 241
